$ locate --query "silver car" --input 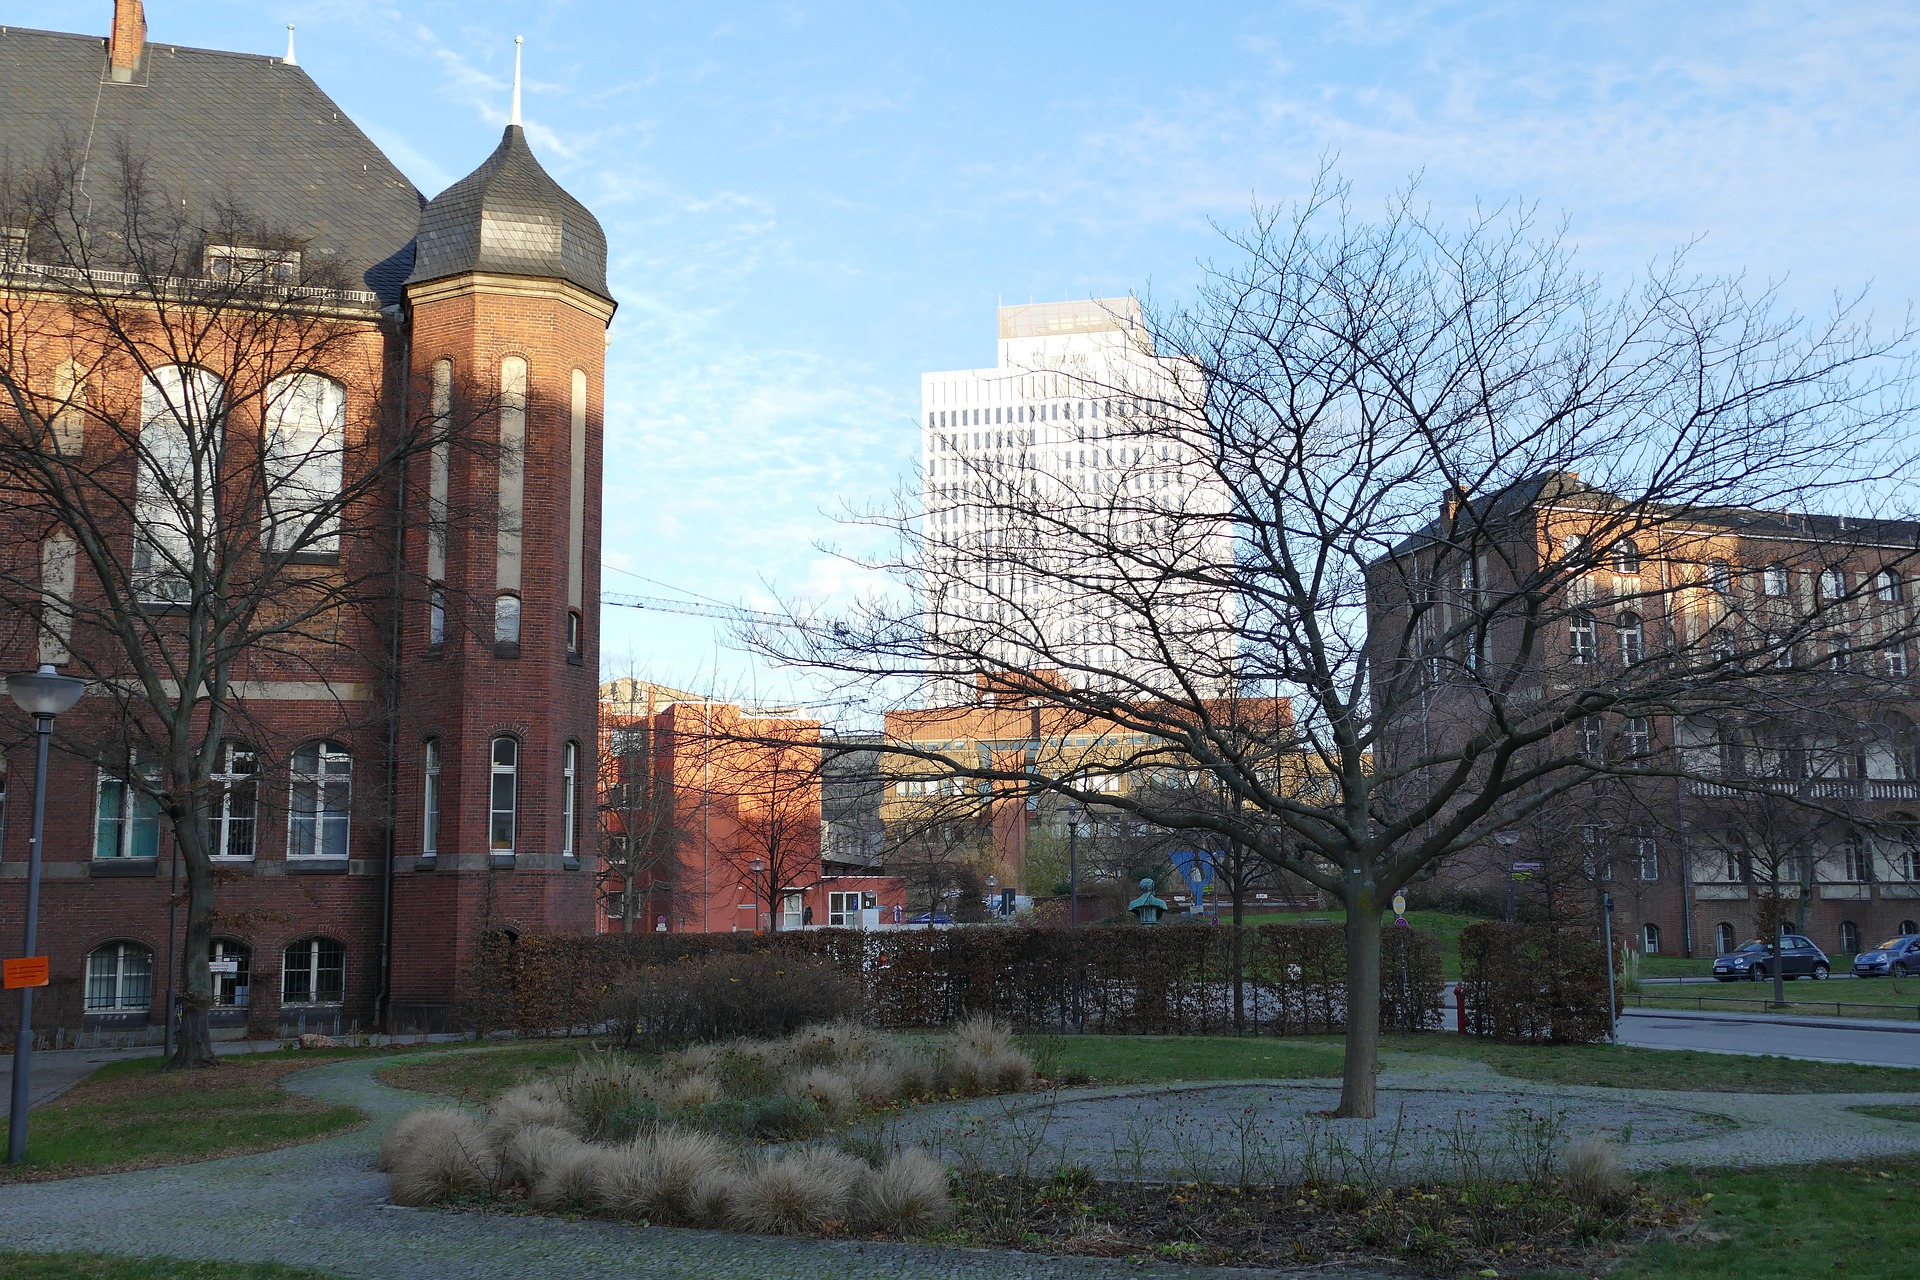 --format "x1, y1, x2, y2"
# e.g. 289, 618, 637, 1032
1852, 934, 1920, 977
